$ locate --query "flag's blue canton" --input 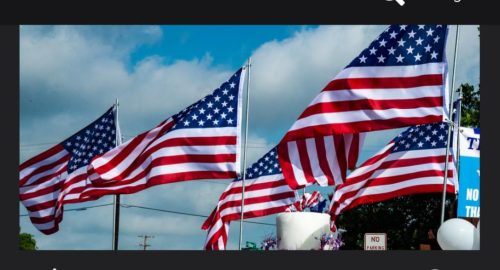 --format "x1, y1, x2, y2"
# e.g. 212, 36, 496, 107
347, 25, 447, 68
63, 107, 116, 173
392, 122, 449, 153
171, 68, 242, 131
310, 198, 328, 213
239, 147, 282, 181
